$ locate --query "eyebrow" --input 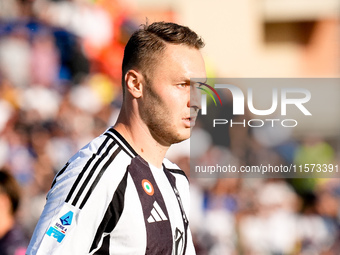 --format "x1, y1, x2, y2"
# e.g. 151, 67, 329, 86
189, 78, 207, 84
